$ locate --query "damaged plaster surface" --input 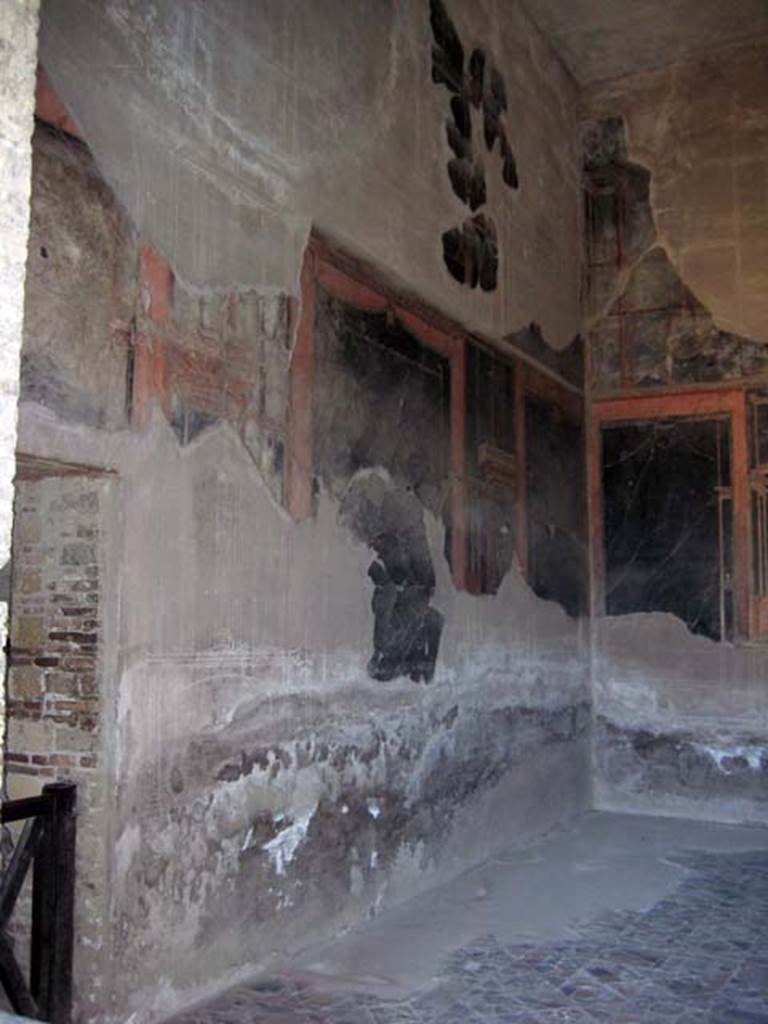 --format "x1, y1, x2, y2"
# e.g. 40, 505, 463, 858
38, 0, 582, 349
593, 247, 768, 390
10, 7, 766, 1024
583, 115, 768, 392
582, 106, 768, 825
340, 472, 445, 684
0, 0, 39, 735
4, 90, 591, 1024
593, 614, 768, 826
21, 125, 136, 429
586, 41, 768, 345
18, 402, 590, 1024
313, 294, 451, 683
